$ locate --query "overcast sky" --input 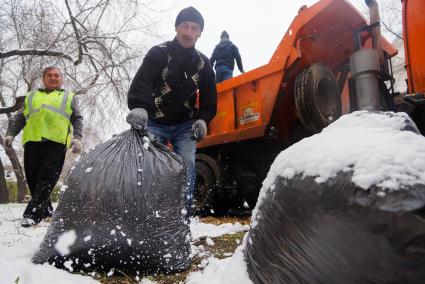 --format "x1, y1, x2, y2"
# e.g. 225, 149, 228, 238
156, 0, 368, 73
